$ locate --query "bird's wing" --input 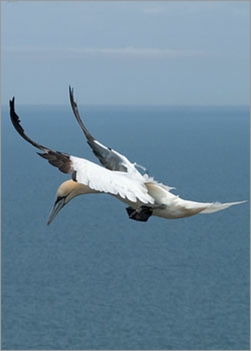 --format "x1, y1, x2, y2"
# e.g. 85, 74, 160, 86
9, 97, 154, 204
71, 156, 154, 204
9, 97, 73, 173
69, 86, 146, 176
